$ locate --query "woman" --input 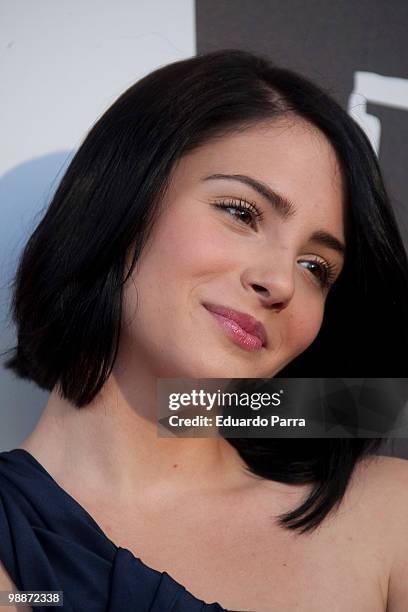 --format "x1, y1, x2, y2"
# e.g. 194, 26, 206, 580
1, 49, 408, 611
